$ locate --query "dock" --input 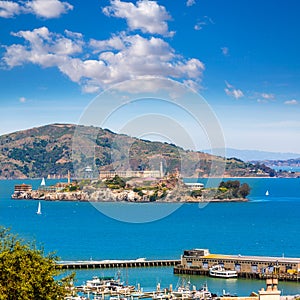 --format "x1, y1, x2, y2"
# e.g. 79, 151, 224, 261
174, 248, 300, 281
57, 258, 181, 269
